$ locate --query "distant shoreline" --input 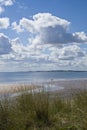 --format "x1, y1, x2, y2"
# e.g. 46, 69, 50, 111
0, 70, 87, 73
